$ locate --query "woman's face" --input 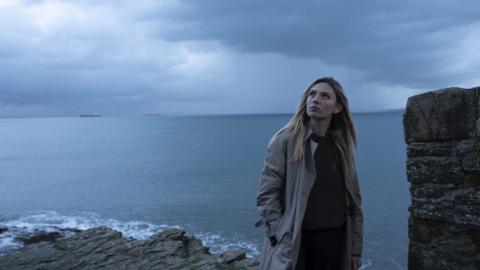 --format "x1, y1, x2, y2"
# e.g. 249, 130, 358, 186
306, 82, 342, 120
